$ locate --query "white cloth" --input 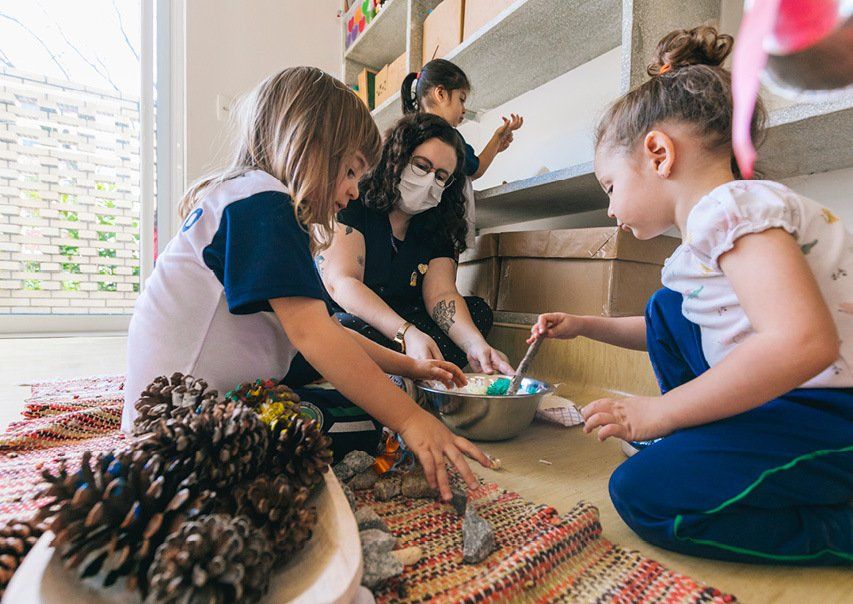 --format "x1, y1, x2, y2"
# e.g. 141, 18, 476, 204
121, 171, 302, 431
661, 180, 853, 388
